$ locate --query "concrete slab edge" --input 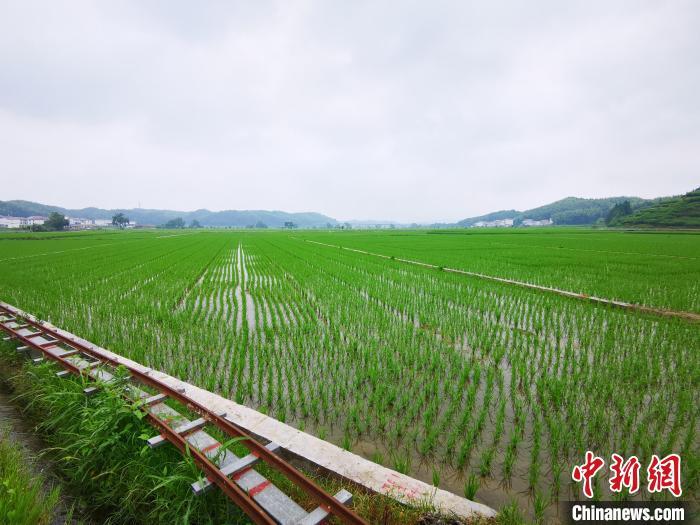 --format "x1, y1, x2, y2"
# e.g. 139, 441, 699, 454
0, 300, 497, 519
